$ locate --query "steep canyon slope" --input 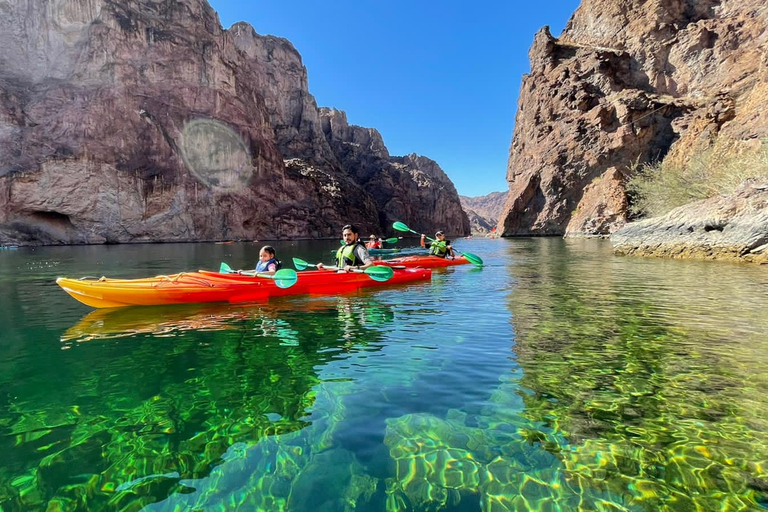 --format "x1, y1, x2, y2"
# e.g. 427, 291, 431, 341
499, 0, 768, 237
460, 191, 507, 234
0, 0, 468, 245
